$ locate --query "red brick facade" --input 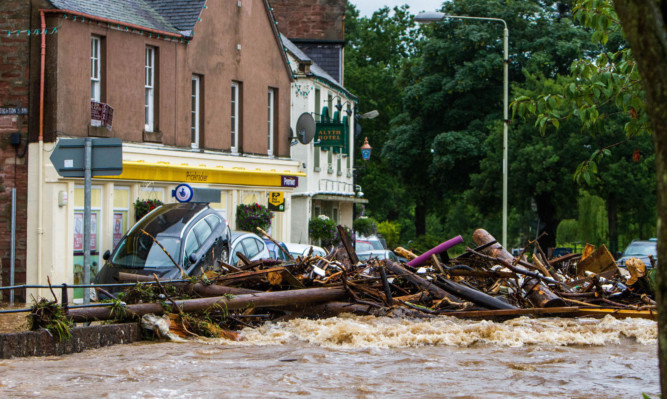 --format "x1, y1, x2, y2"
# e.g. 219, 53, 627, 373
0, 0, 30, 300
270, 0, 346, 40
